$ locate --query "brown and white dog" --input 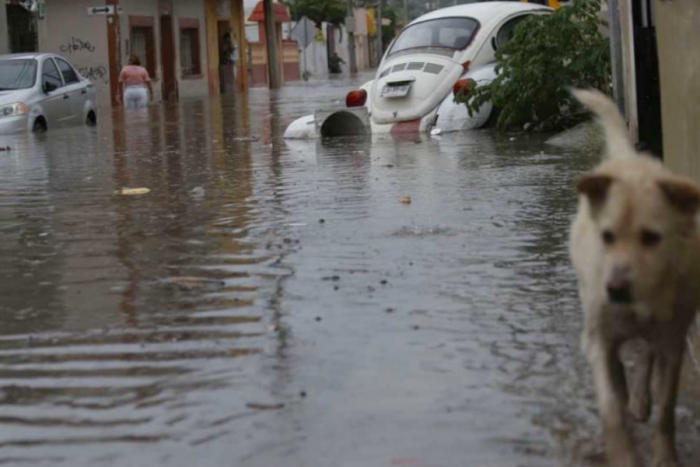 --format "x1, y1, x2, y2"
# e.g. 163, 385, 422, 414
569, 89, 700, 467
